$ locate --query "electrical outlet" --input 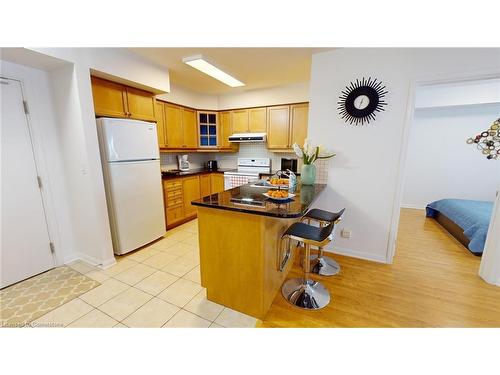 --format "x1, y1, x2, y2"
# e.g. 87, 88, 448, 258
341, 229, 352, 238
